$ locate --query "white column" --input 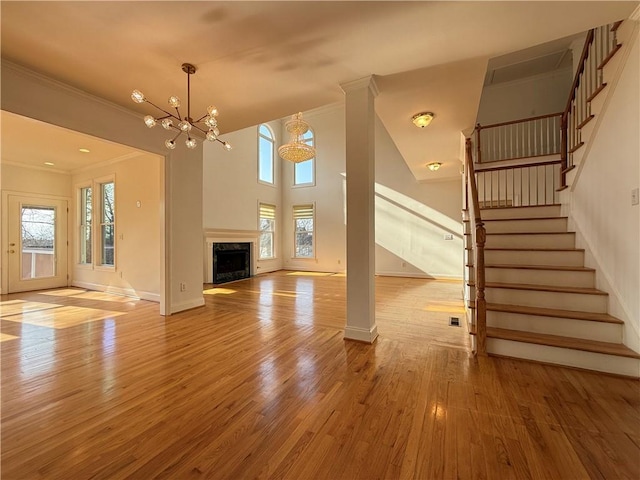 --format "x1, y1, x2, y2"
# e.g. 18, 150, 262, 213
340, 76, 379, 343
